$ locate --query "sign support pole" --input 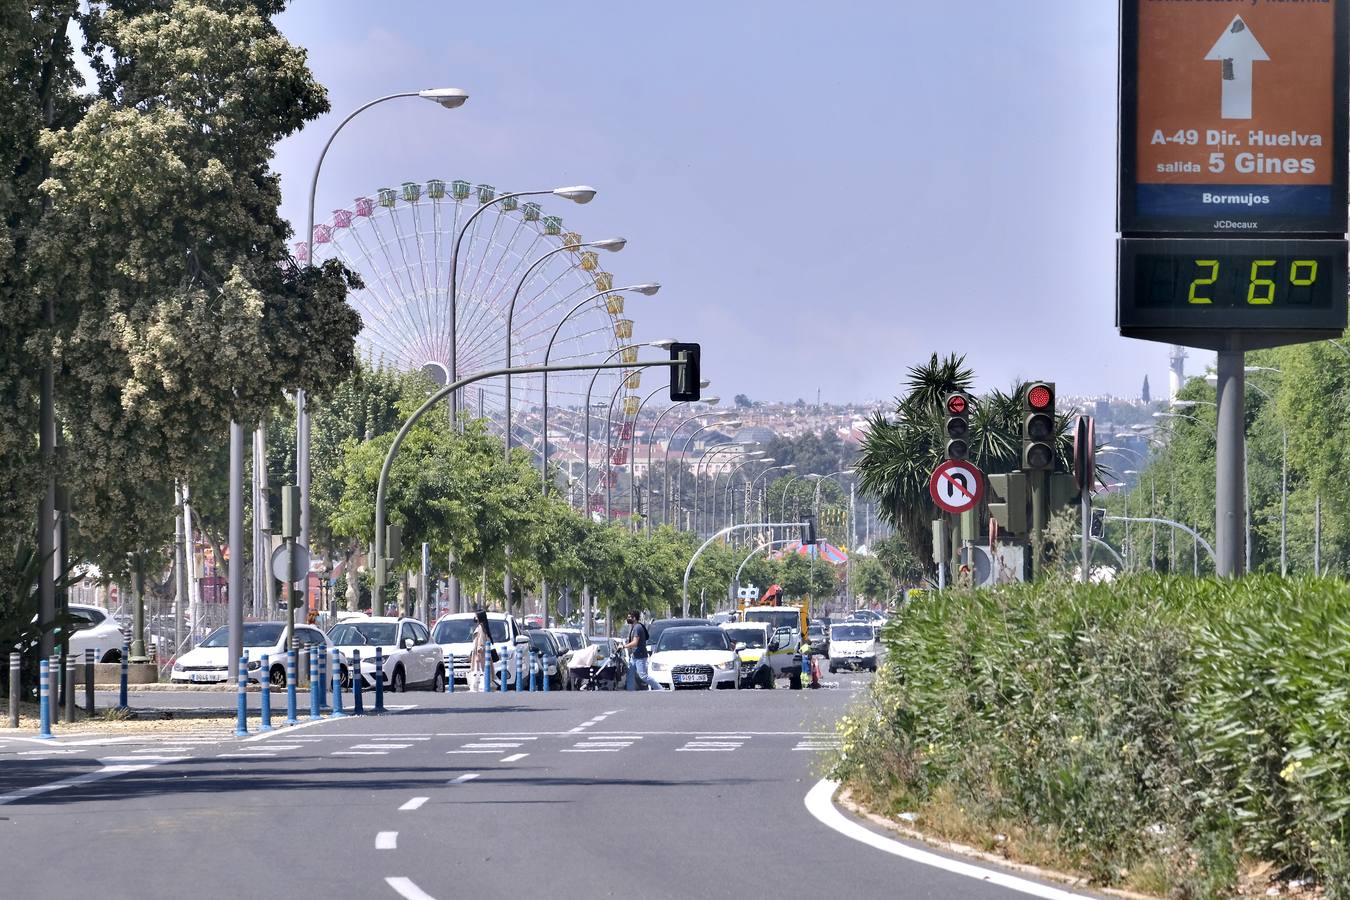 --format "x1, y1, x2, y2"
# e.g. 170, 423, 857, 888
1080, 492, 1091, 584
1029, 470, 1048, 580
1215, 346, 1246, 577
